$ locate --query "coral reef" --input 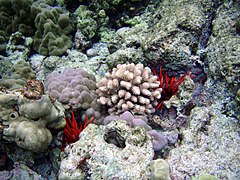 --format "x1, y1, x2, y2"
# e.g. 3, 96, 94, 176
59, 120, 154, 179
31, 0, 73, 56
166, 104, 240, 179
0, 0, 239, 179
0, 61, 36, 90
103, 111, 167, 151
0, 93, 65, 153
62, 111, 94, 149
206, 1, 240, 86
96, 63, 162, 115
44, 68, 103, 122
